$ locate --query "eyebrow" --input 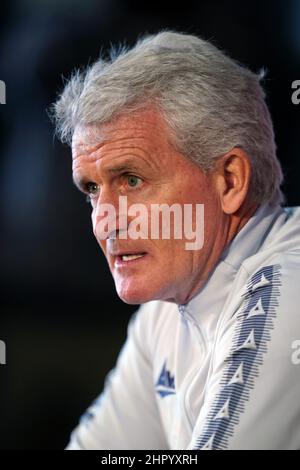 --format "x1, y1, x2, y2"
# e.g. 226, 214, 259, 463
72, 176, 88, 192
106, 163, 142, 174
